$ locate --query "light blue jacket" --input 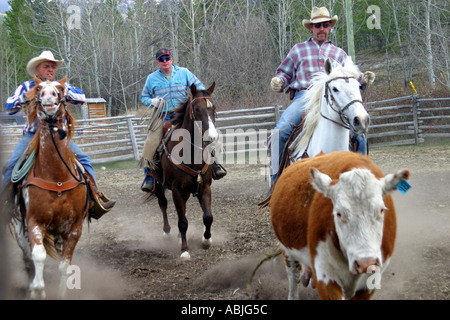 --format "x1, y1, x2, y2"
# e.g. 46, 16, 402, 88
141, 64, 205, 112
